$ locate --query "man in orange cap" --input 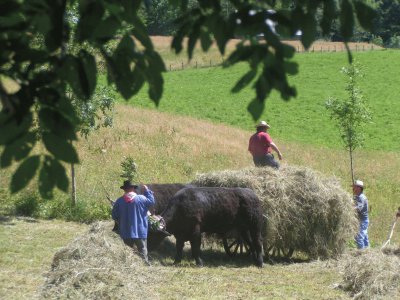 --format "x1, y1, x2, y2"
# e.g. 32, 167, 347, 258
248, 121, 283, 169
